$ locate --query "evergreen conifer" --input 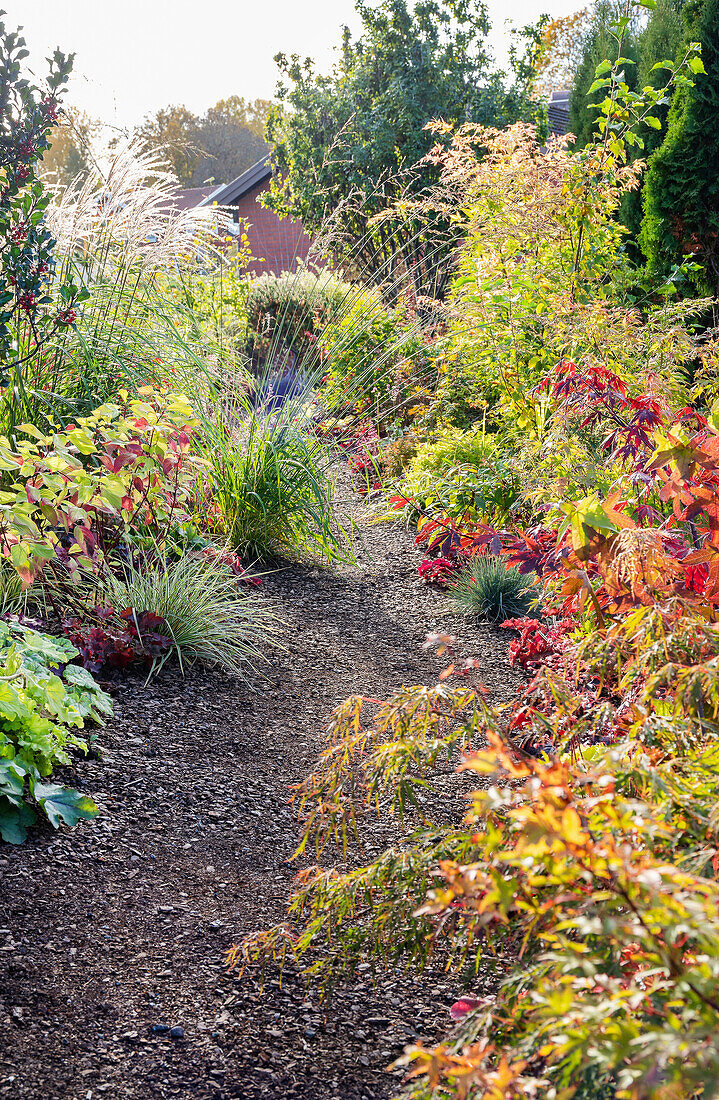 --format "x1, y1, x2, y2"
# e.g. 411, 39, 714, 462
639, 0, 719, 291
